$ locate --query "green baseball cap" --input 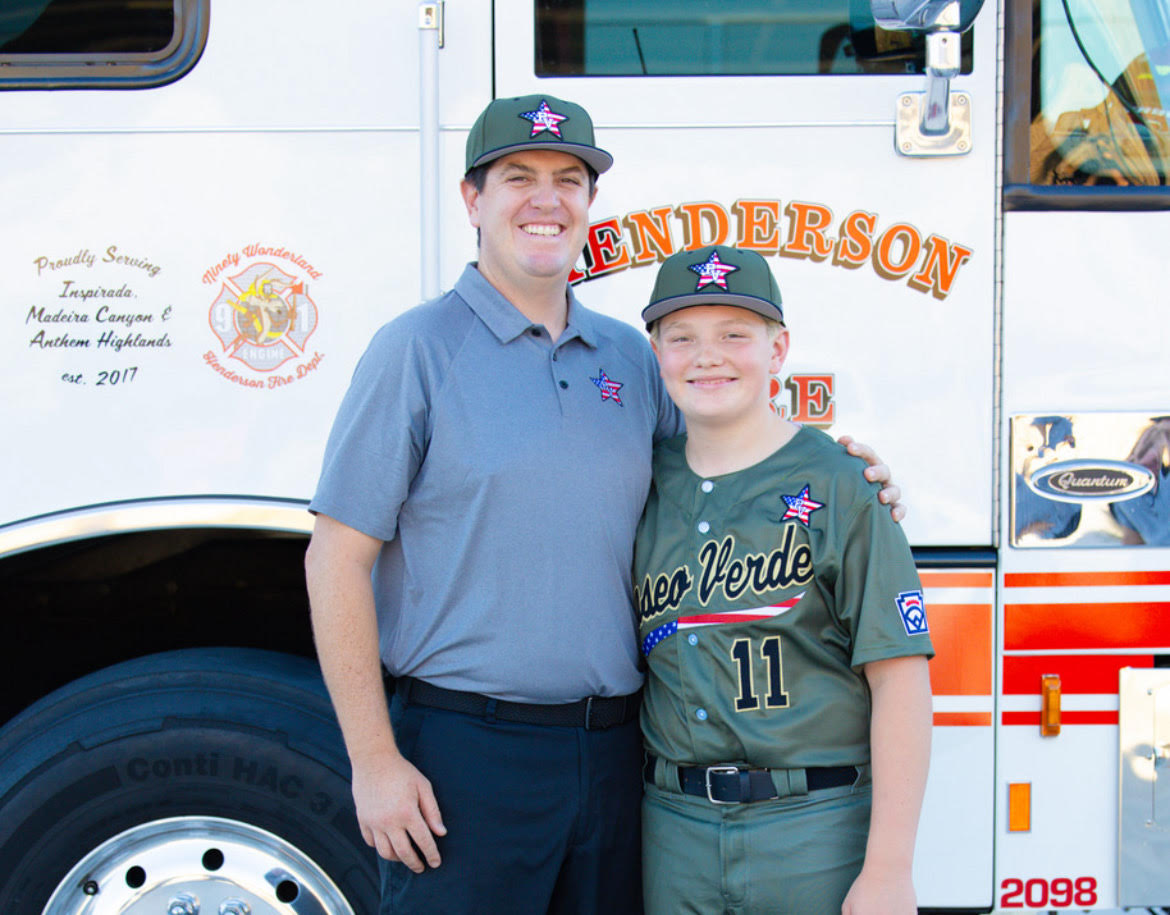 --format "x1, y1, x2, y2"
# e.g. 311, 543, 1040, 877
465, 94, 613, 175
643, 245, 785, 328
